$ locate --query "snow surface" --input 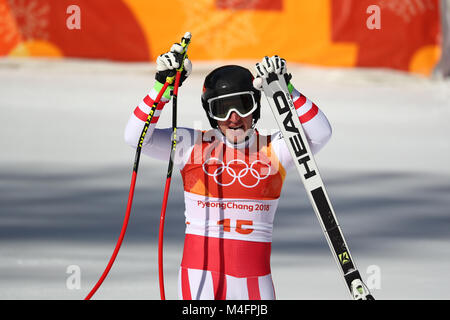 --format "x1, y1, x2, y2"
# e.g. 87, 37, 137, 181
0, 58, 449, 300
